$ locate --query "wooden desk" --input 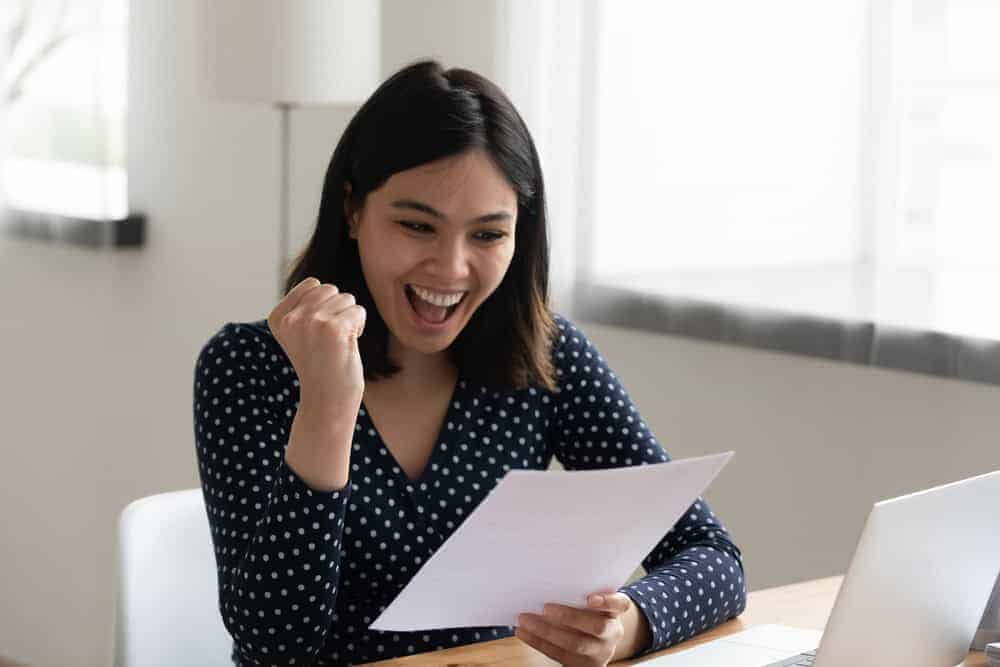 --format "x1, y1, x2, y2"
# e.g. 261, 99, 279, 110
362, 576, 988, 665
